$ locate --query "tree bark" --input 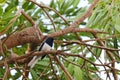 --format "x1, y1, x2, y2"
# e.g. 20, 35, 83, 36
0, 27, 42, 53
